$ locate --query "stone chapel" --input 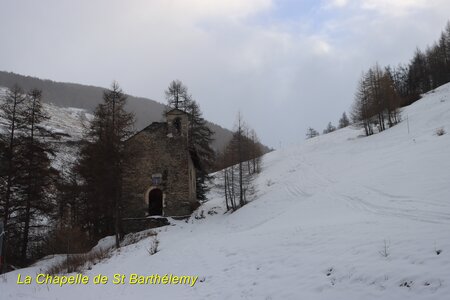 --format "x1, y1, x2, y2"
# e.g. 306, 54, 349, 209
122, 108, 200, 219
